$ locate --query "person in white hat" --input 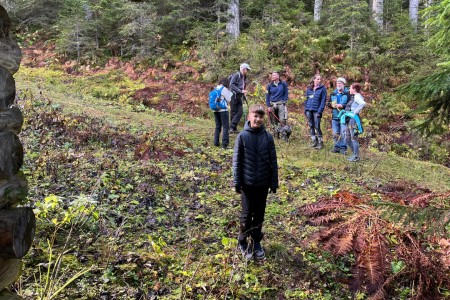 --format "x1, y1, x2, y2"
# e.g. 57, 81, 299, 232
328, 77, 350, 154
229, 63, 251, 133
